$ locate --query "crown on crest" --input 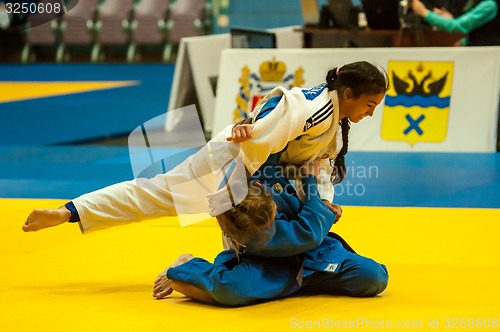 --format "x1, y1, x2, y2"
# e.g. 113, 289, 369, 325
259, 57, 287, 82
